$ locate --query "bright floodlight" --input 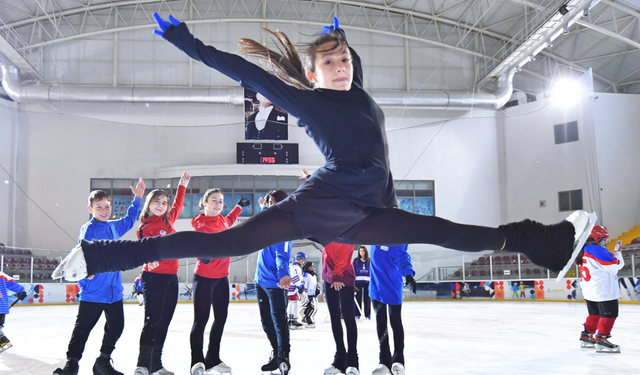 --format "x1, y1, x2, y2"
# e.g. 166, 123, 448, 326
551, 79, 583, 105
